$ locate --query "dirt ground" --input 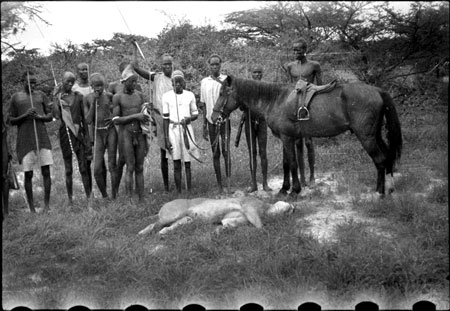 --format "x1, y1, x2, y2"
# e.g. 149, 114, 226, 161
243, 172, 442, 243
